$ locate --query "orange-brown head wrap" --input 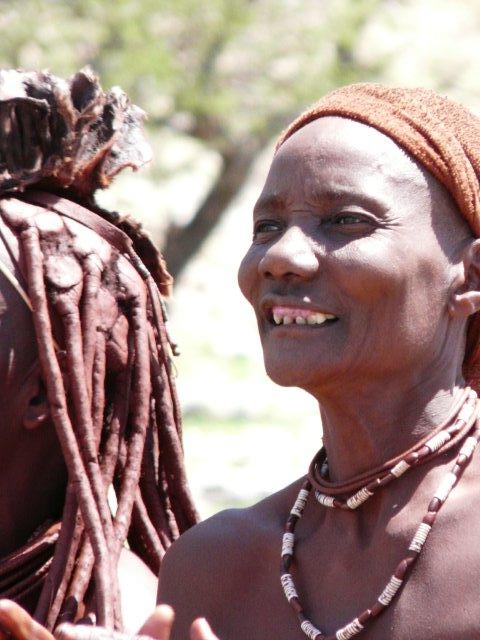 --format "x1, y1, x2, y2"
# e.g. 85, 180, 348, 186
276, 82, 480, 388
